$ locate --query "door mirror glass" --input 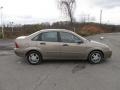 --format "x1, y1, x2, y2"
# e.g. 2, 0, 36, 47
75, 40, 83, 44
